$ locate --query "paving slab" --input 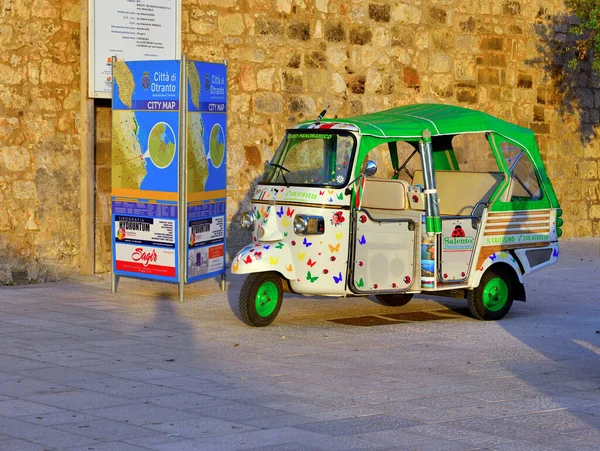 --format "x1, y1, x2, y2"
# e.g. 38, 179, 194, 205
0, 238, 598, 449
